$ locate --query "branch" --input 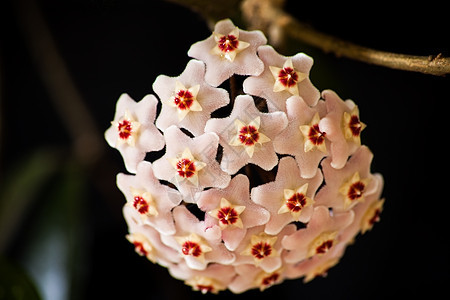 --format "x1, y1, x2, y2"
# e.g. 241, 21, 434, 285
241, 0, 450, 76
